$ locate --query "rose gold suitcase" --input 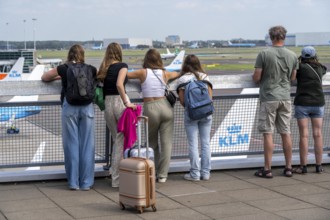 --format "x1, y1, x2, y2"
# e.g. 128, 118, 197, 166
119, 116, 157, 214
